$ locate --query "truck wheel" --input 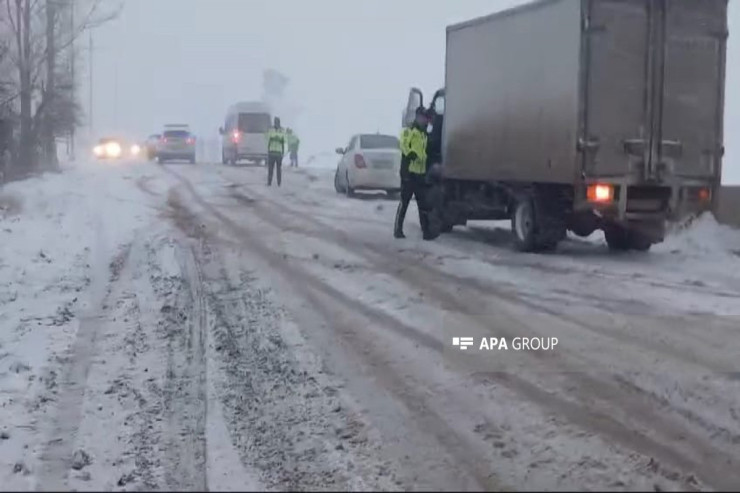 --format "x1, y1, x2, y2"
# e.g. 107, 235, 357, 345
512, 196, 537, 252
604, 225, 631, 251
628, 231, 653, 252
